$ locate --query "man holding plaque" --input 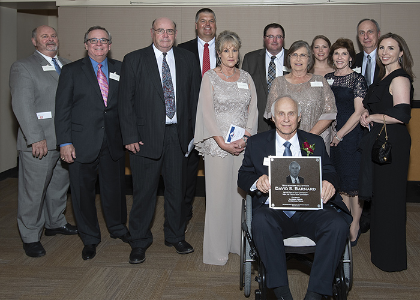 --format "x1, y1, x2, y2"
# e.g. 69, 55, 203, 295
238, 97, 351, 300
